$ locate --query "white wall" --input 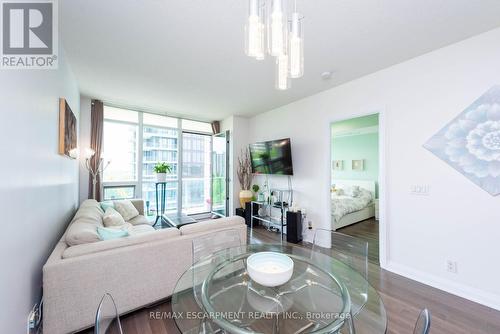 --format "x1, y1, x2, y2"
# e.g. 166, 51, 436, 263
79, 96, 92, 203
248, 28, 500, 310
0, 49, 80, 333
